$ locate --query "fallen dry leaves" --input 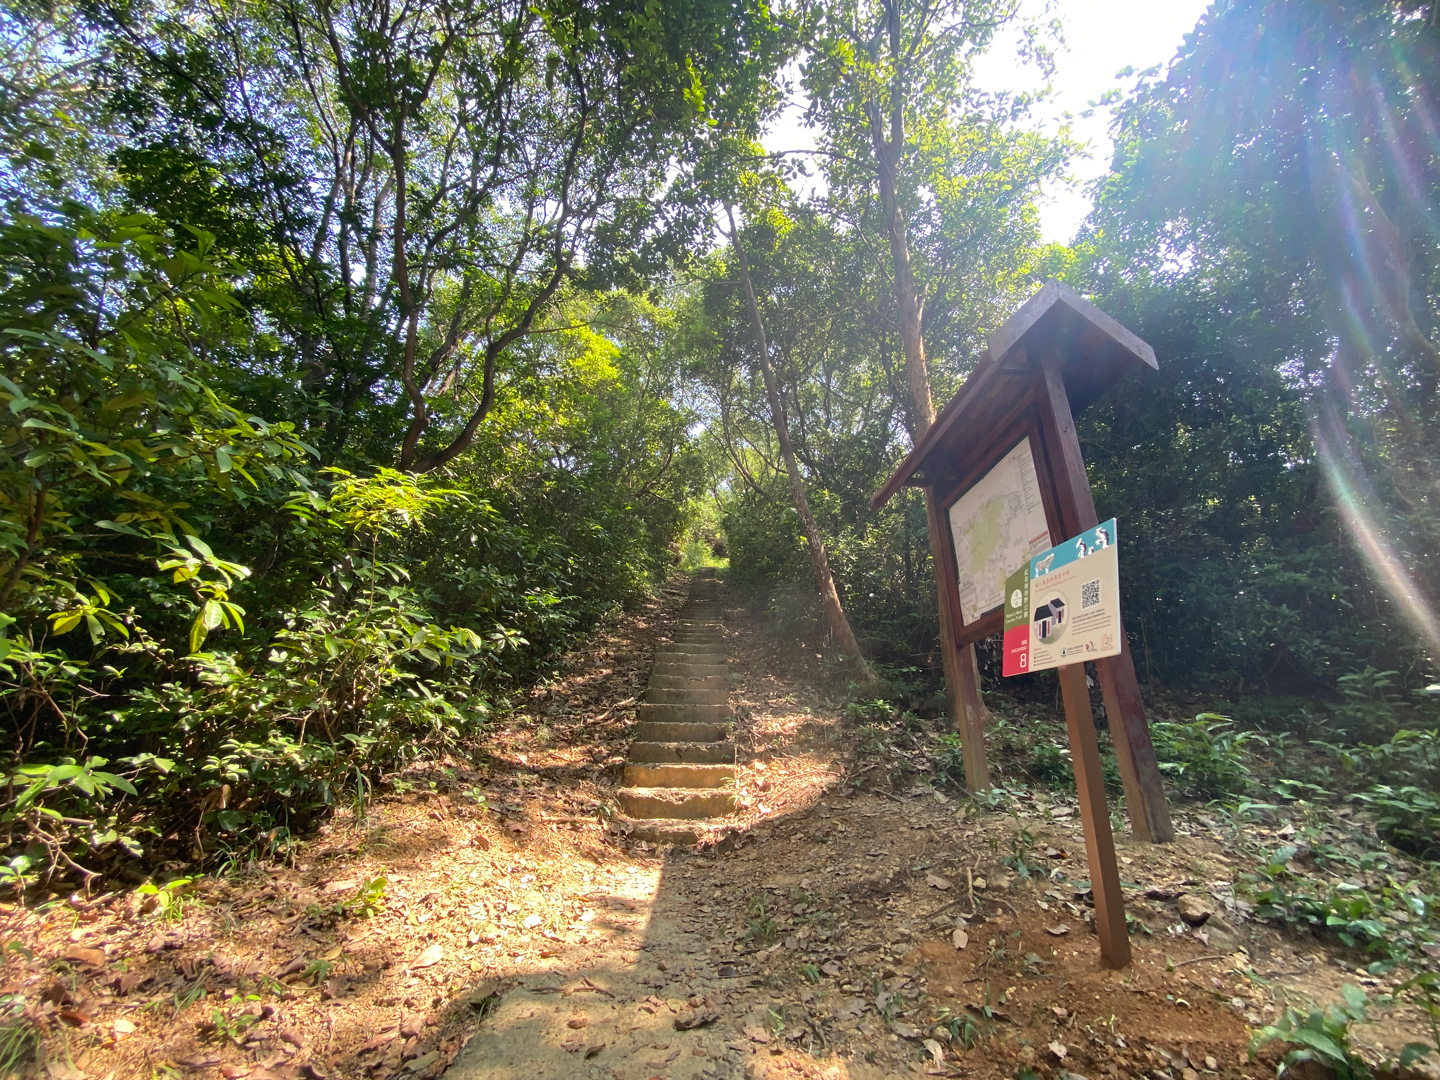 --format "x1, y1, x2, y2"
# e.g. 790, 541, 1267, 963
0, 573, 1434, 1080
